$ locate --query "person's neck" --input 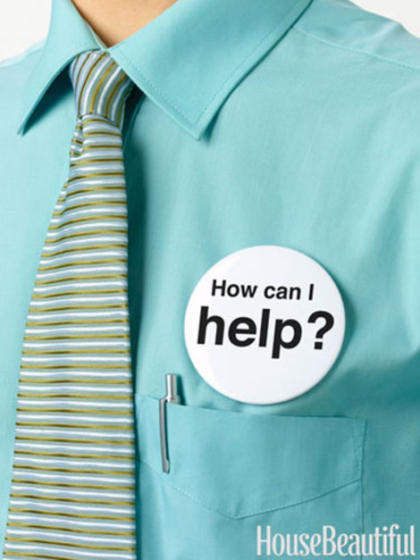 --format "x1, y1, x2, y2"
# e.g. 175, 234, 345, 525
72, 0, 178, 46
